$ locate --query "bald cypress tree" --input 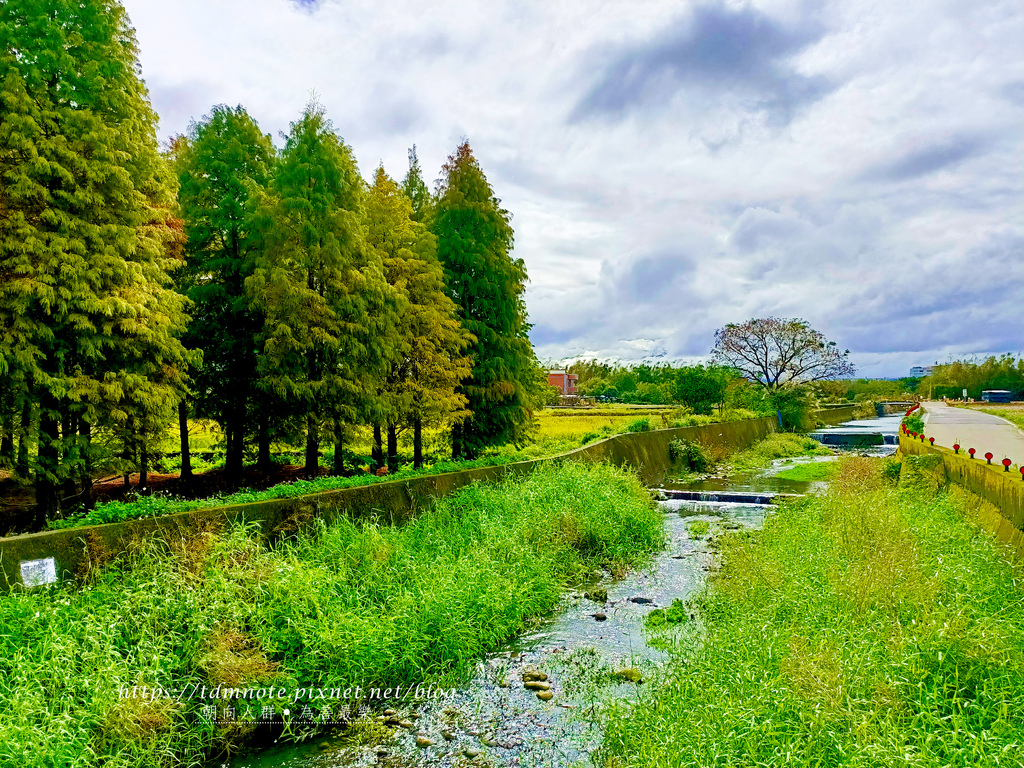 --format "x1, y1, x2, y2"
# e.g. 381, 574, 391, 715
432, 142, 536, 459
174, 105, 276, 482
367, 165, 472, 469
0, 0, 193, 526
247, 103, 394, 479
